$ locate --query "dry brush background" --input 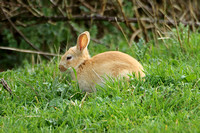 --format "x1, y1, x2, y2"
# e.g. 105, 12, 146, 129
0, 0, 200, 70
